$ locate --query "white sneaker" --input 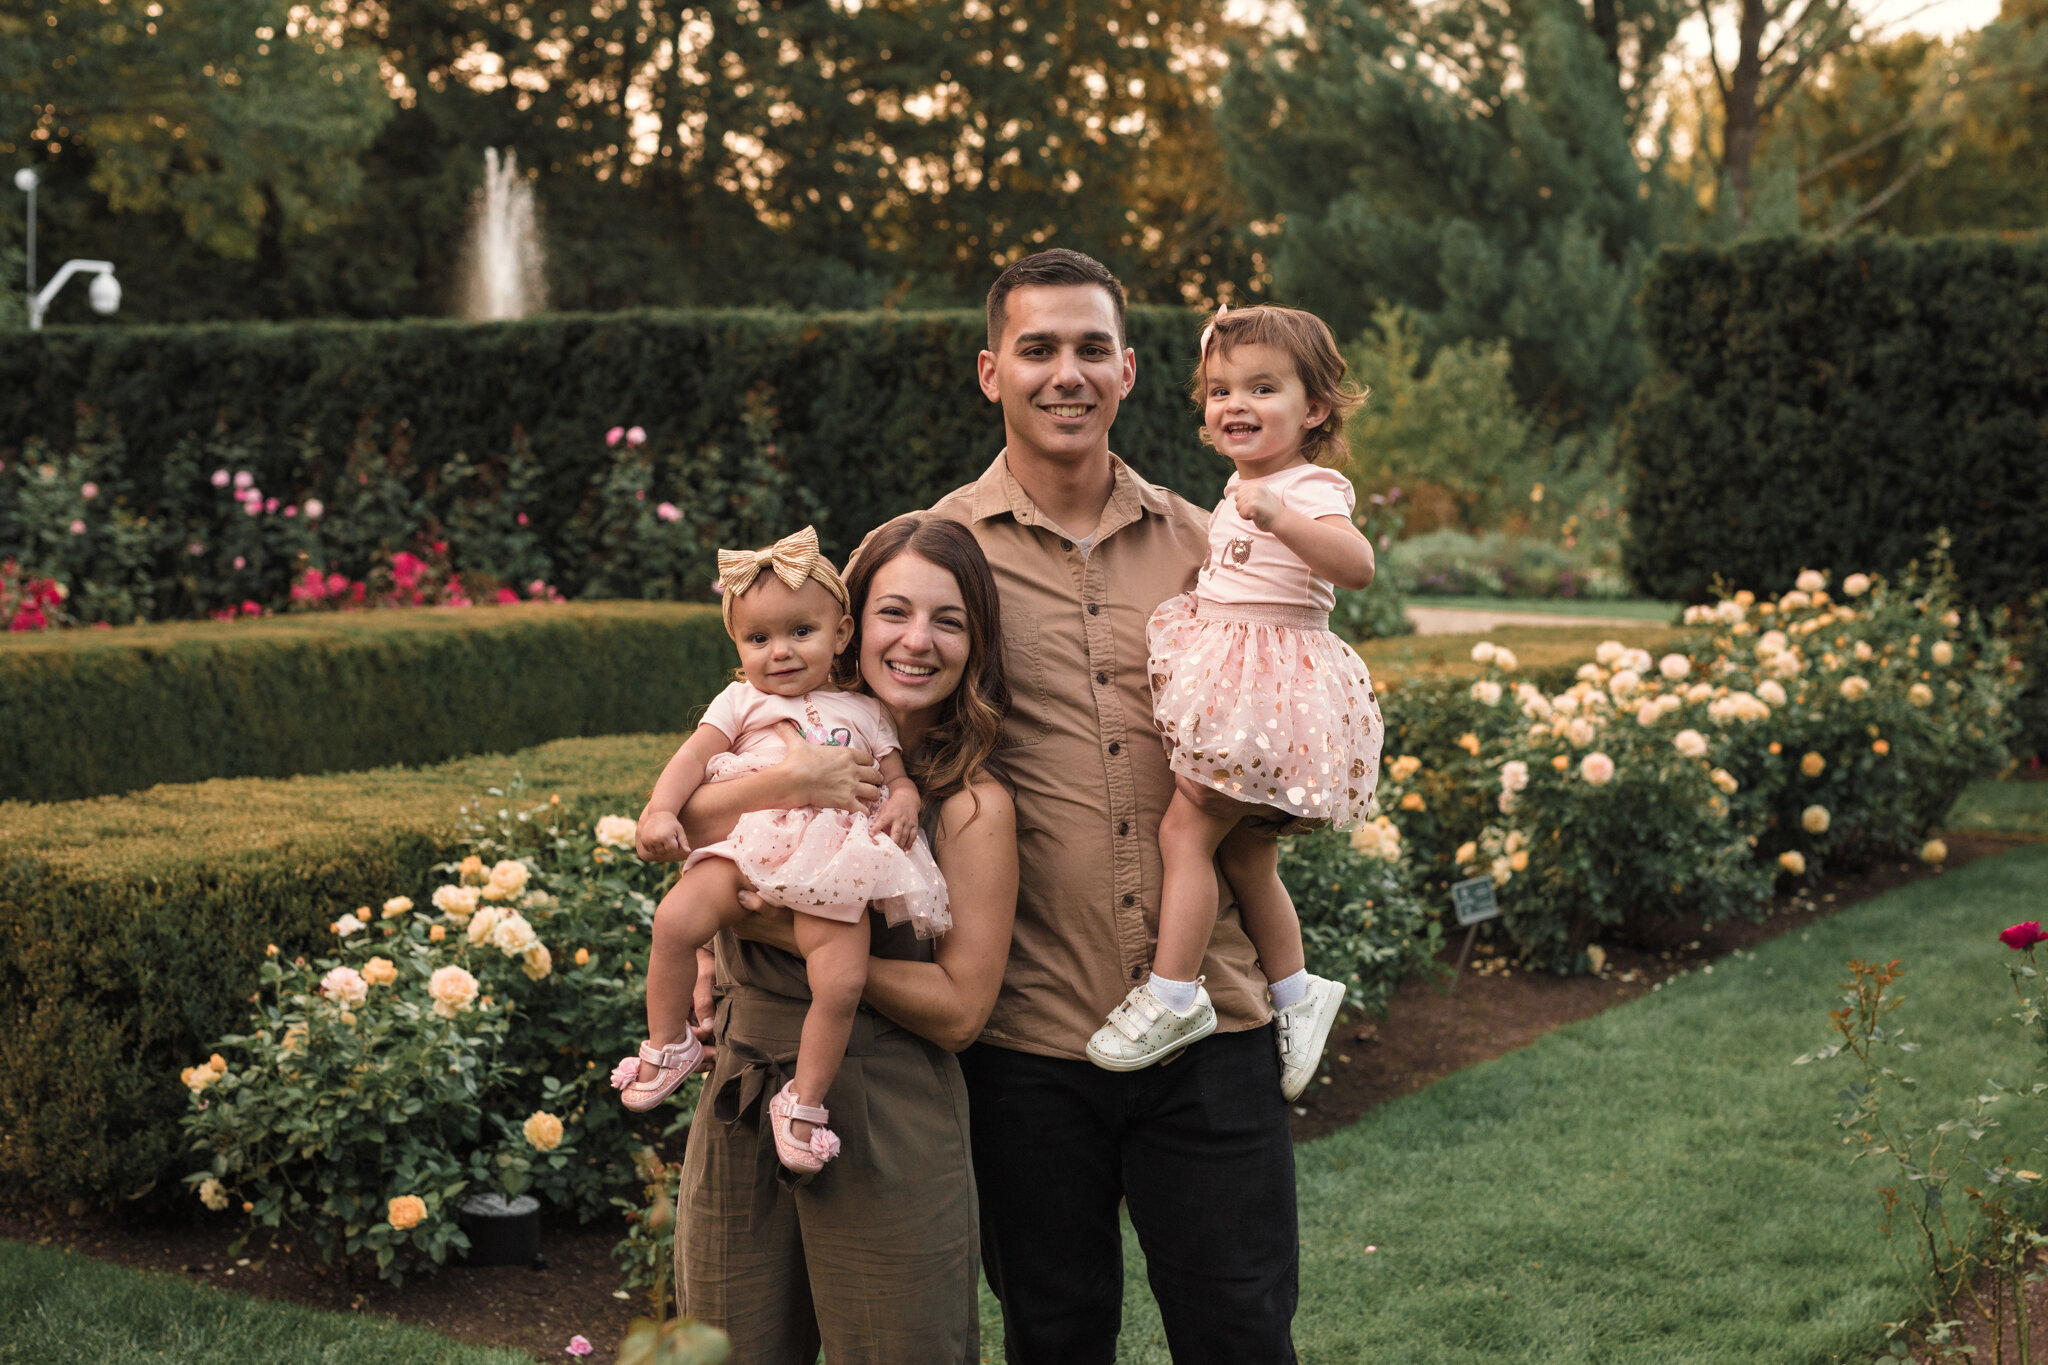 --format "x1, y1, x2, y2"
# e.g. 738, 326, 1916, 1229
1274, 974, 1346, 1101
1086, 979, 1216, 1071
